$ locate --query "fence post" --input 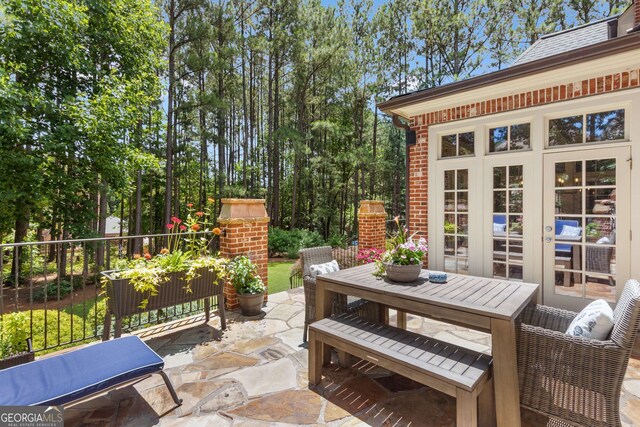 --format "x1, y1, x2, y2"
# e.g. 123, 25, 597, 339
218, 198, 270, 310
358, 200, 387, 251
